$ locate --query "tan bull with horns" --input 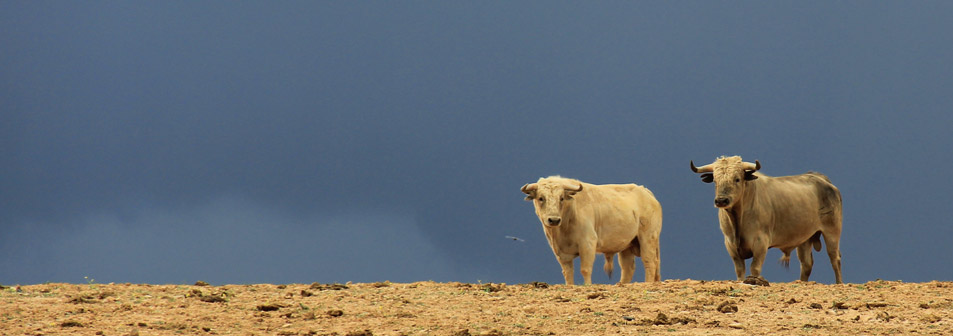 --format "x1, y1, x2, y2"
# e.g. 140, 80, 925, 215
521, 176, 662, 285
690, 156, 843, 284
